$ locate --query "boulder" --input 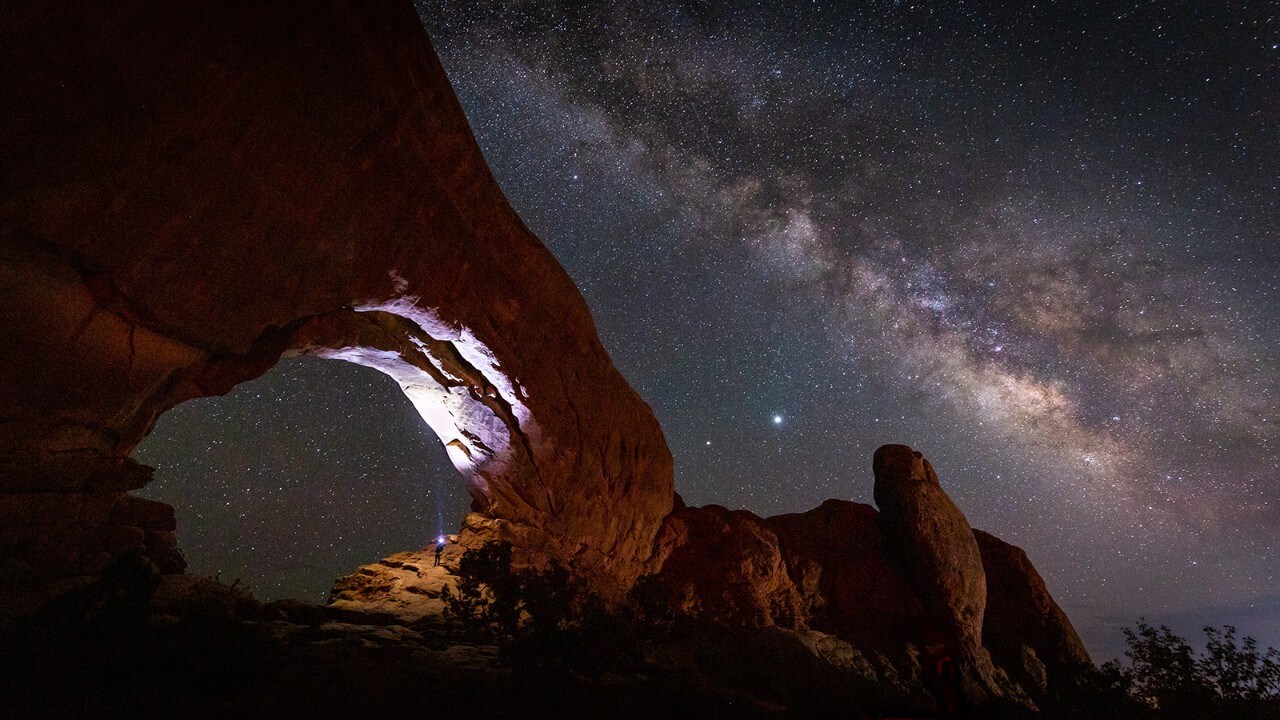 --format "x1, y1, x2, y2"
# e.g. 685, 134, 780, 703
872, 443, 1013, 705
642, 503, 804, 627
872, 445, 986, 655
768, 499, 928, 648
